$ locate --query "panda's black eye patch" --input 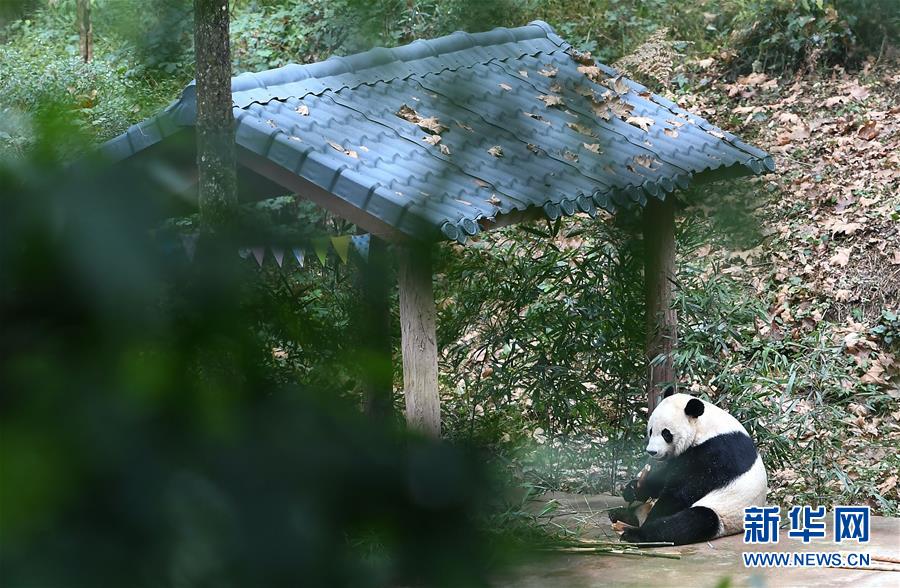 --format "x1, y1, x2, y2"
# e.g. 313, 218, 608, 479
662, 429, 673, 443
